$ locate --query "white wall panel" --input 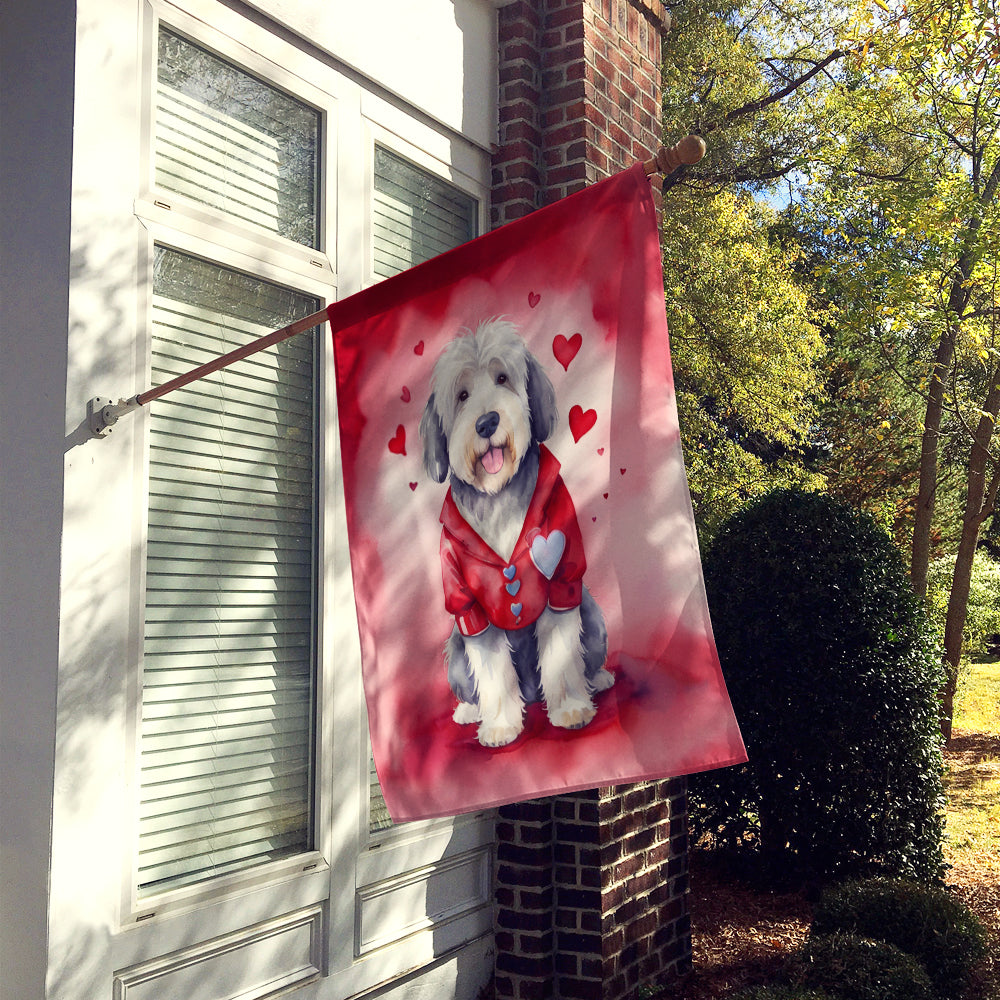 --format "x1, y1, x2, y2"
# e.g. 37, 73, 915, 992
242, 0, 497, 151
113, 906, 323, 1000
